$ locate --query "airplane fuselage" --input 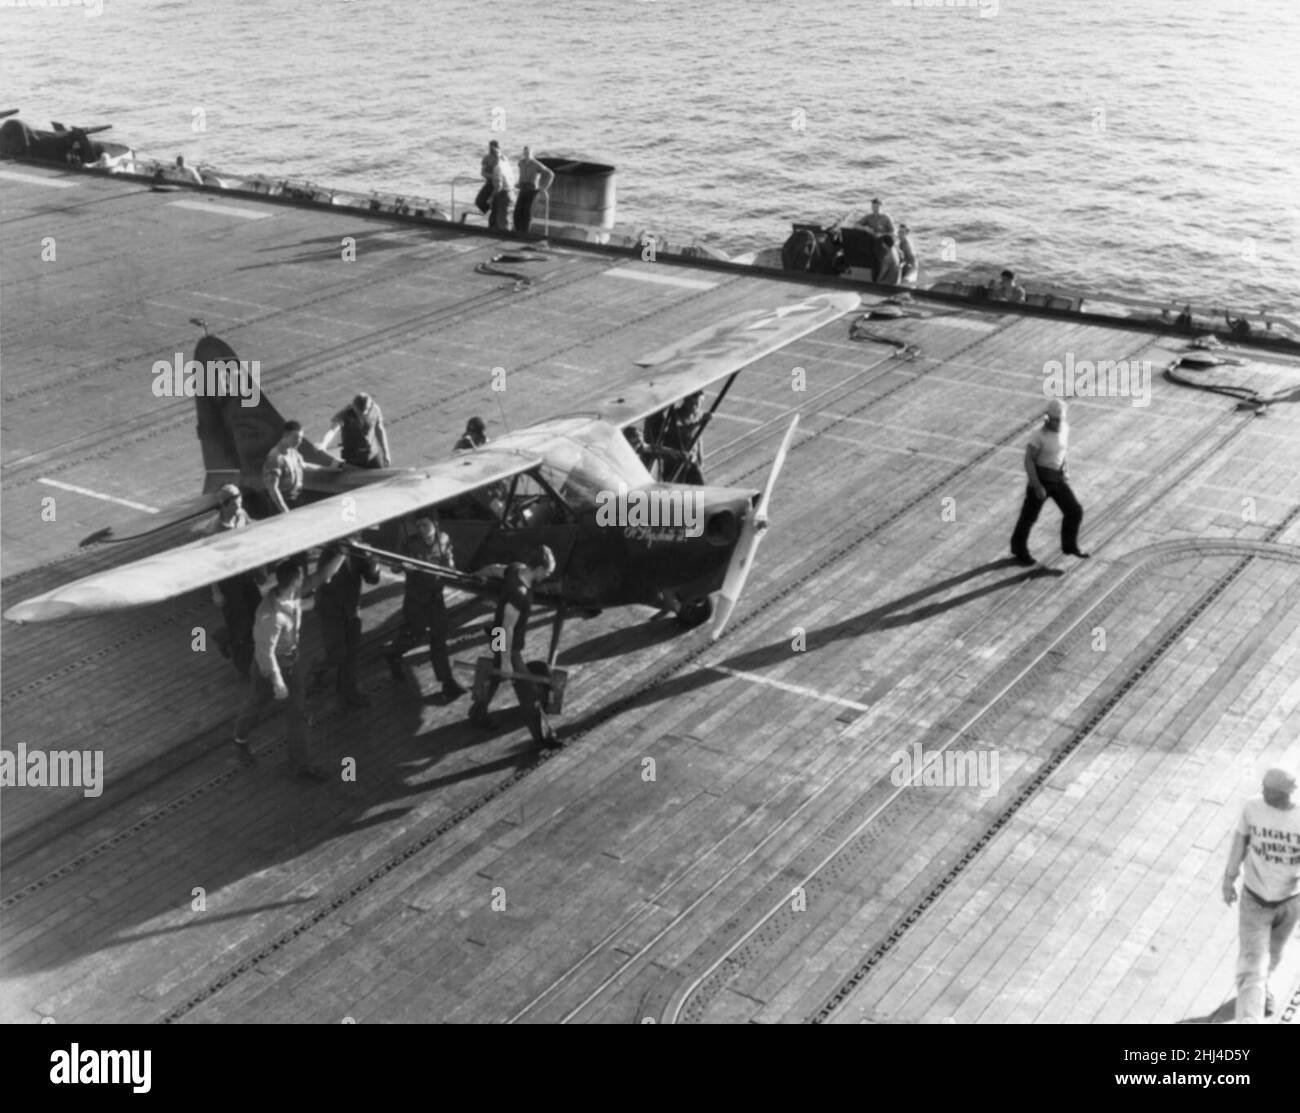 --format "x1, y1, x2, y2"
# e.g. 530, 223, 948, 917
269, 415, 757, 612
